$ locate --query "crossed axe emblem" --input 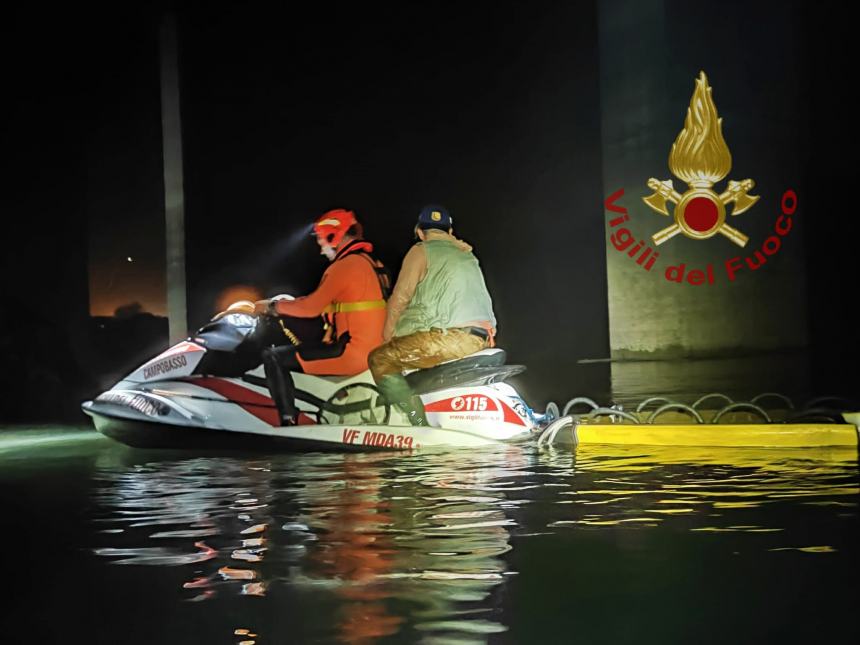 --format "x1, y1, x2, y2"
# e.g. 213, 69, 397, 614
644, 177, 759, 247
